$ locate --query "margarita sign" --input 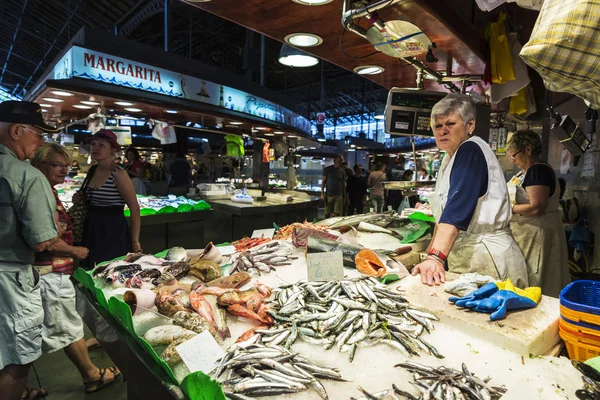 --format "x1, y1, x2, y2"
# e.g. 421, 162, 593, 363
51, 46, 311, 134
